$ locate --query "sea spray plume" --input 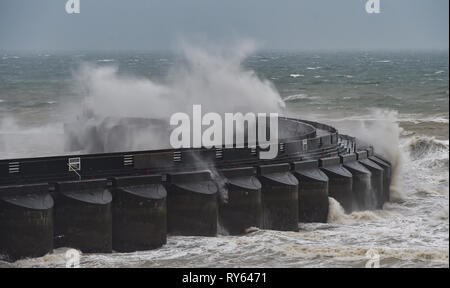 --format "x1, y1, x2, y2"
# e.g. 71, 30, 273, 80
74, 42, 284, 118
0, 117, 66, 159
327, 197, 381, 224
73, 64, 172, 119
330, 109, 401, 163
66, 42, 285, 153
327, 109, 405, 201
170, 41, 285, 114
